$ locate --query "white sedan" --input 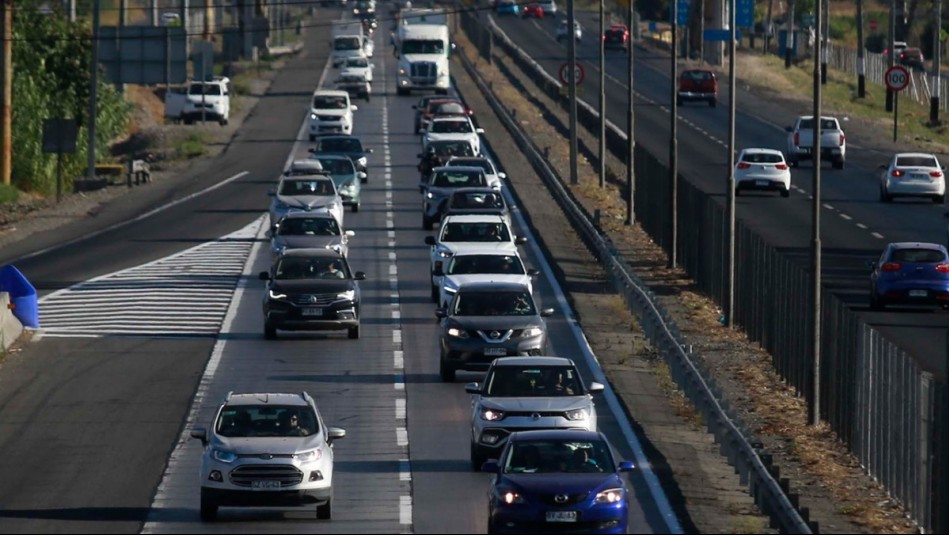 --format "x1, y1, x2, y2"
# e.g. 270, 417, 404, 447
422, 117, 484, 156
879, 152, 946, 203
342, 55, 374, 83
556, 20, 582, 42
734, 148, 791, 197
